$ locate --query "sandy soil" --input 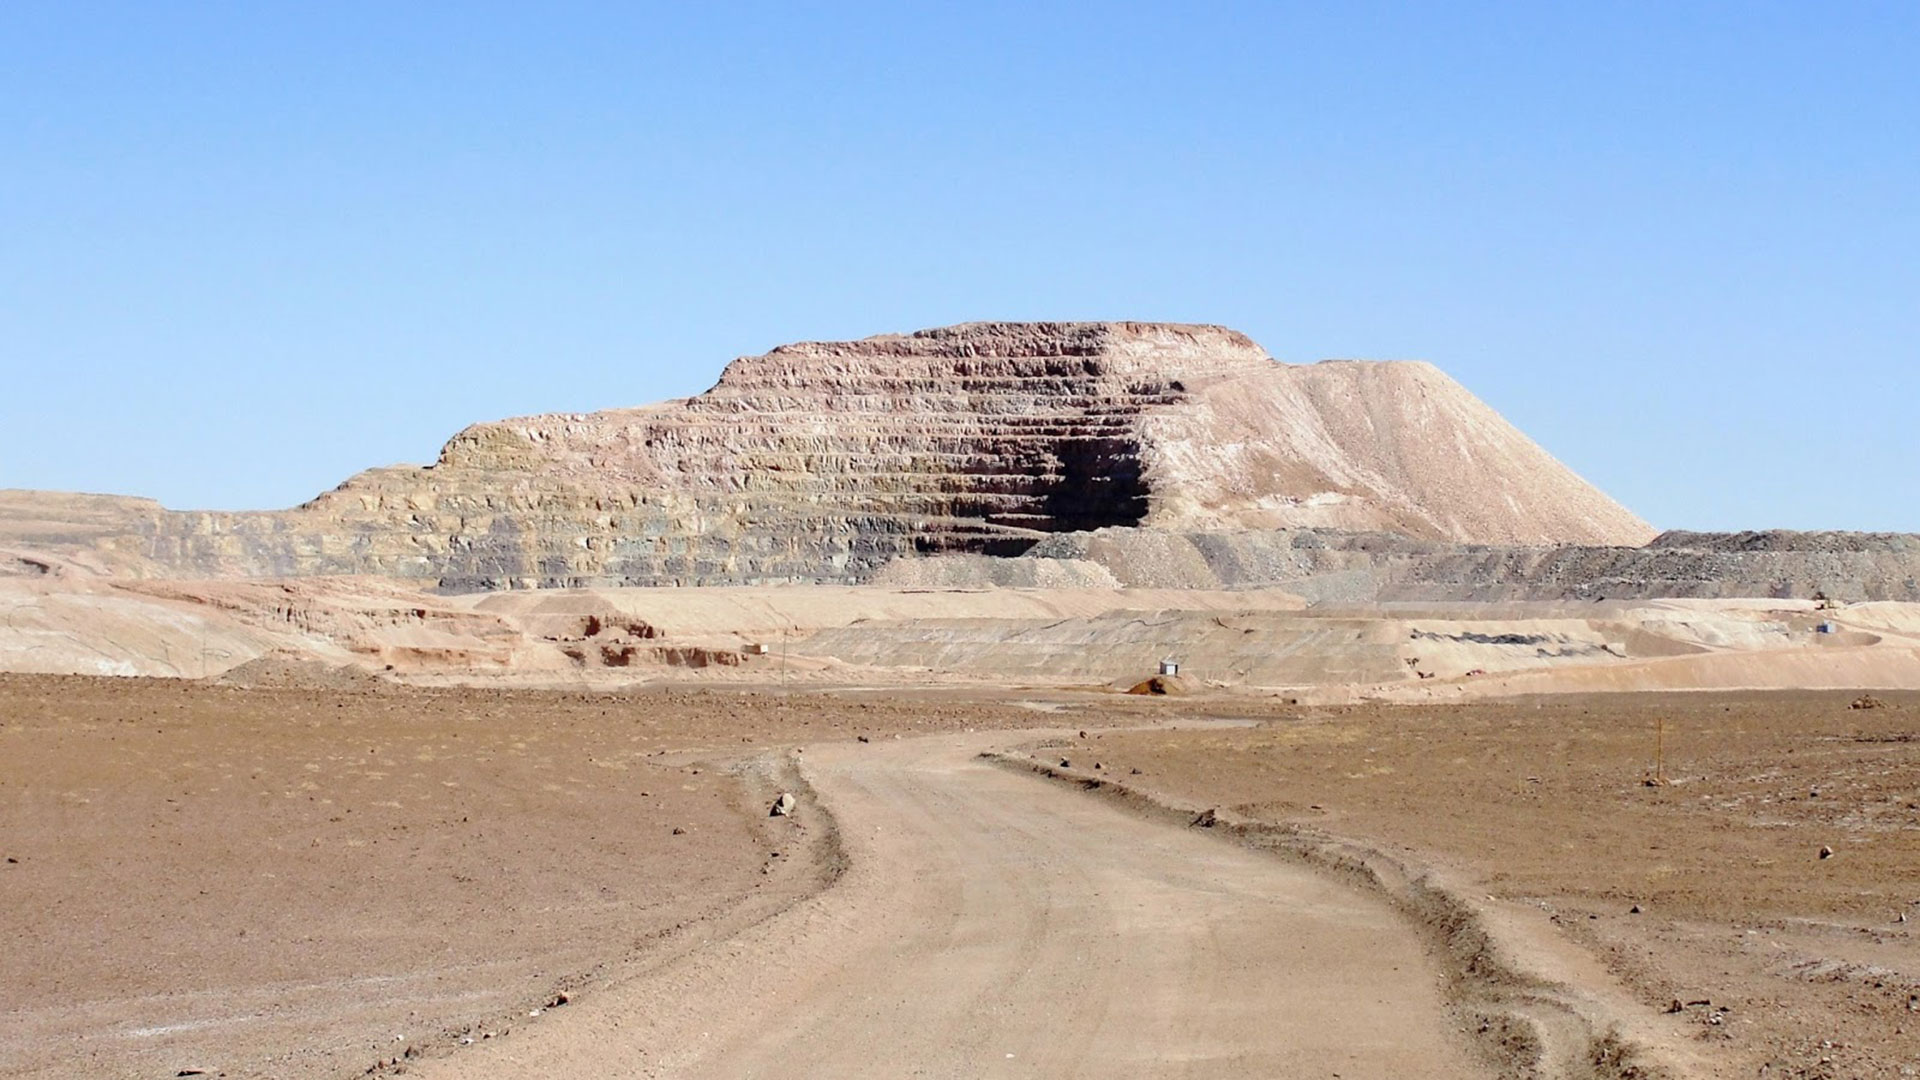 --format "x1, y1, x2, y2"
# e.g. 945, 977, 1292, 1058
0, 675, 1059, 1079
1076, 692, 1920, 1079
15, 571, 1920, 705
413, 731, 1486, 1079
10, 674, 1918, 1079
